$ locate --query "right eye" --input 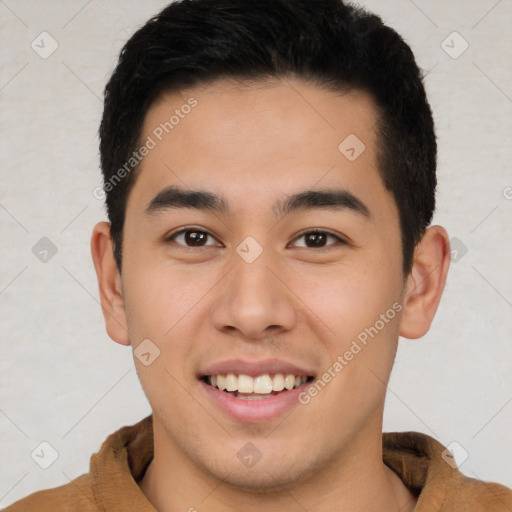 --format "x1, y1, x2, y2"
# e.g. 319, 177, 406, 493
166, 228, 222, 248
